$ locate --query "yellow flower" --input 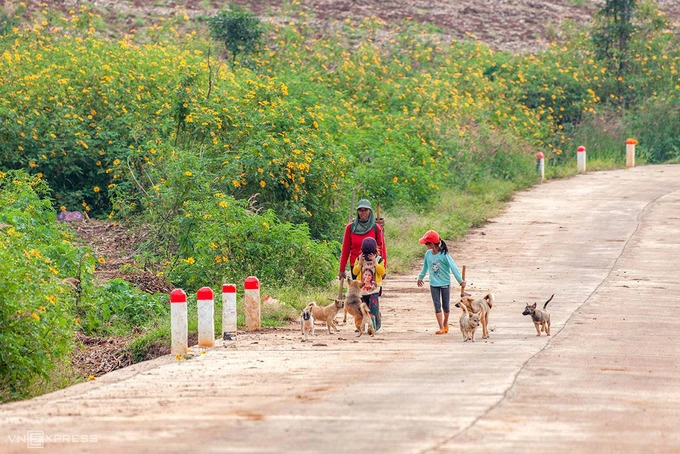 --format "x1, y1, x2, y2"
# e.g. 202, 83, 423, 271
113, 159, 120, 165
31, 312, 40, 321
88, 375, 96, 381
98, 257, 105, 264
93, 186, 100, 193
185, 171, 193, 177
259, 180, 266, 188
219, 201, 229, 208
